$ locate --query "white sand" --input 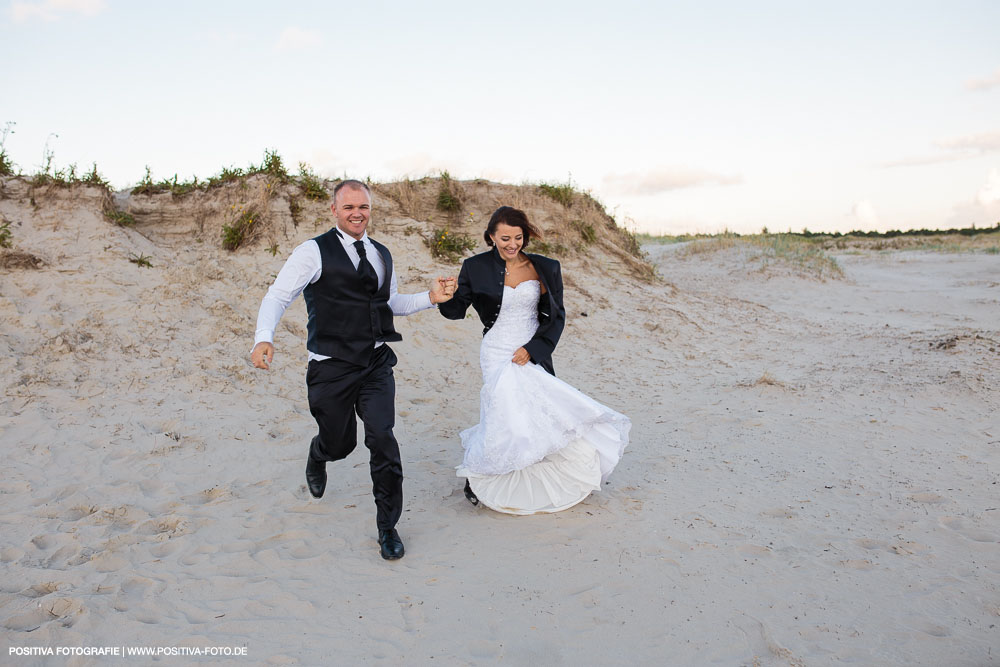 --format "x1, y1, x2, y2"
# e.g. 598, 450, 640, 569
1, 180, 998, 665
